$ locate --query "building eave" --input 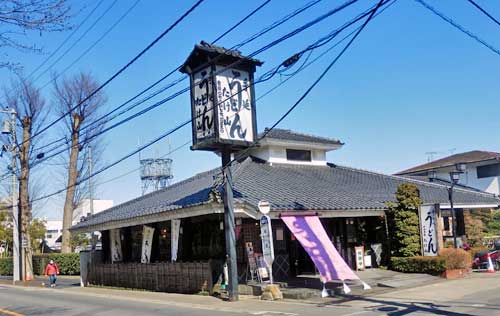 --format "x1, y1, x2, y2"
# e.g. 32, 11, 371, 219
268, 209, 386, 219
71, 201, 260, 233
259, 138, 342, 151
